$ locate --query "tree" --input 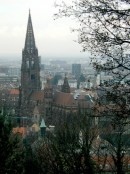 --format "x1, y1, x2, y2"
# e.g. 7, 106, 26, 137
55, 0, 130, 81
95, 88, 130, 173
55, 0, 130, 173
0, 110, 25, 174
31, 111, 98, 174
